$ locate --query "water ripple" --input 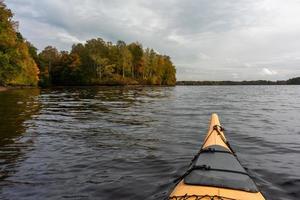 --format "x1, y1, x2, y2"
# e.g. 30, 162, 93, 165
0, 86, 300, 199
